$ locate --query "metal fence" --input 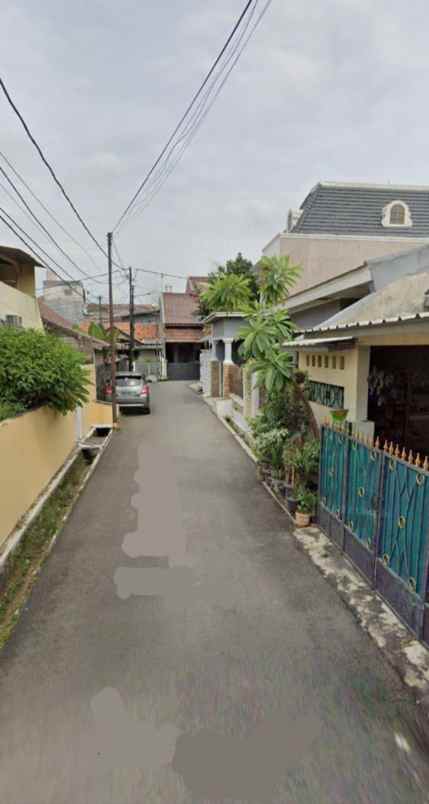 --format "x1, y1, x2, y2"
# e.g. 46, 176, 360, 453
319, 424, 429, 642
167, 361, 200, 381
